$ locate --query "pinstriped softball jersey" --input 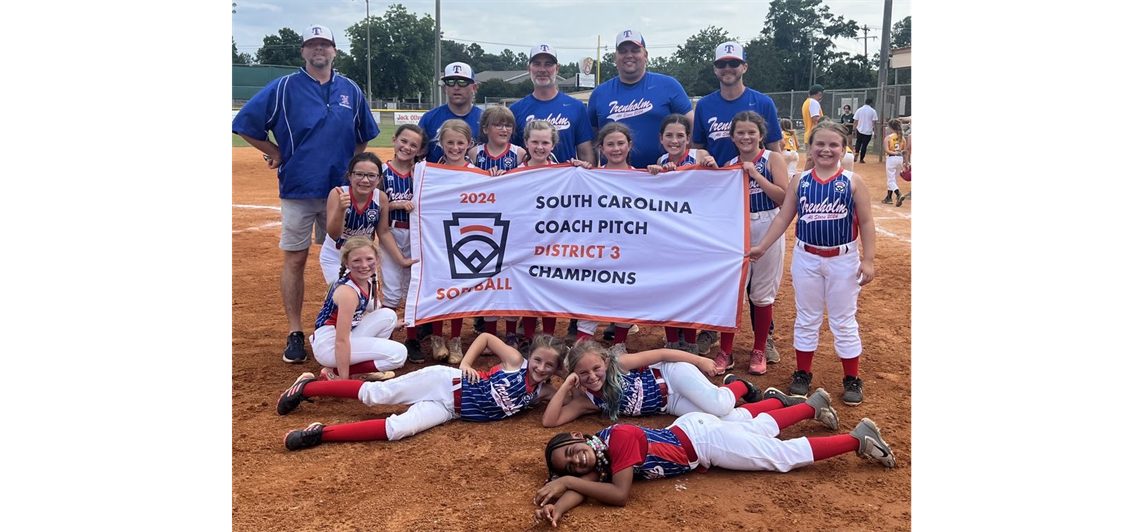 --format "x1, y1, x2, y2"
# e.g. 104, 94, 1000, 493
584, 367, 667, 416
727, 150, 779, 212
795, 168, 858, 247
473, 143, 523, 172
596, 424, 694, 479
656, 149, 698, 167
314, 277, 374, 330
381, 161, 413, 224
332, 186, 383, 249
459, 359, 544, 421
